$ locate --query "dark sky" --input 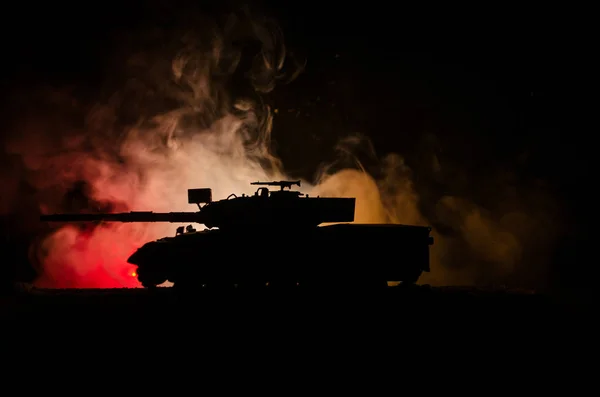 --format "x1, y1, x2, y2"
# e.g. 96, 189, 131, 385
0, 1, 584, 287
1, 1, 578, 174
